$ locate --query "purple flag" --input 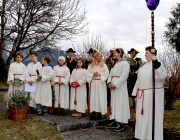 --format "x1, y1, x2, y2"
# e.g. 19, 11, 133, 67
146, 0, 160, 10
